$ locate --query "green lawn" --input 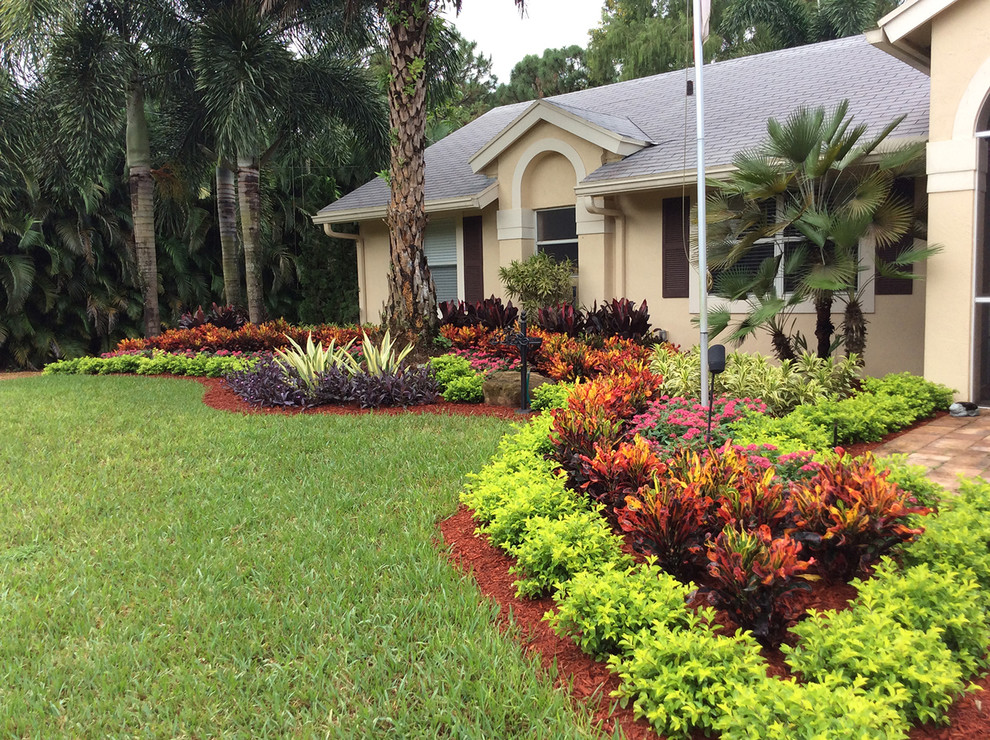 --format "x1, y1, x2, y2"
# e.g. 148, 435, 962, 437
0, 376, 602, 738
